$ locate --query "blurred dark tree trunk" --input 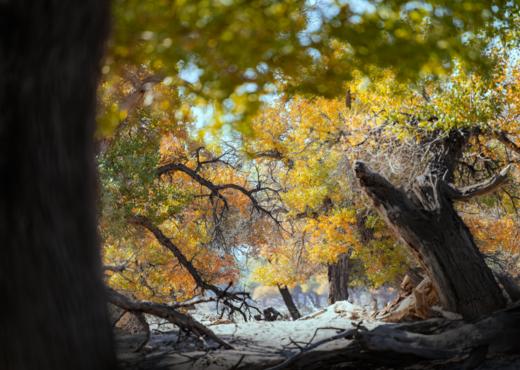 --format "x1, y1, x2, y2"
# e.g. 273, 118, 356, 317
278, 285, 301, 320
0, 2, 116, 370
328, 253, 350, 304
